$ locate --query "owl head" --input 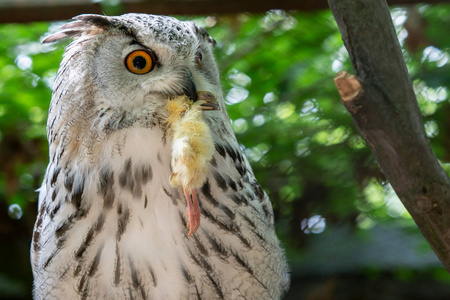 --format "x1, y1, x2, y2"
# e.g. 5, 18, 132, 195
44, 14, 230, 166
45, 13, 221, 115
